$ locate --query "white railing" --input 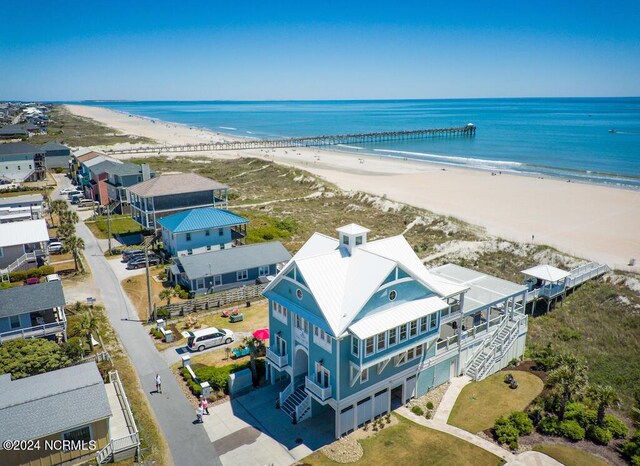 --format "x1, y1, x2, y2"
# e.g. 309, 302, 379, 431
295, 393, 311, 422
96, 443, 113, 464
305, 376, 332, 401
0, 320, 65, 344
0, 252, 38, 279
465, 312, 511, 376
279, 382, 294, 407
266, 348, 287, 368
476, 318, 521, 380
436, 333, 459, 352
